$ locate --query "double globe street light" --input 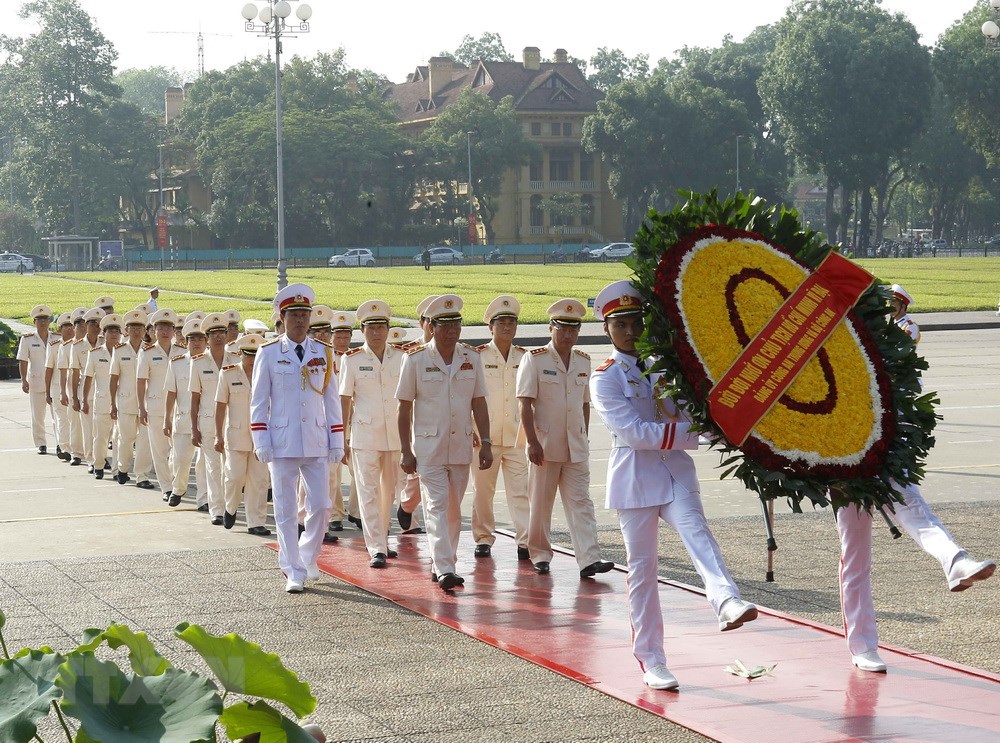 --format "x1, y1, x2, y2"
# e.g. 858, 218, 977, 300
240, 1, 313, 291
983, 0, 1000, 50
